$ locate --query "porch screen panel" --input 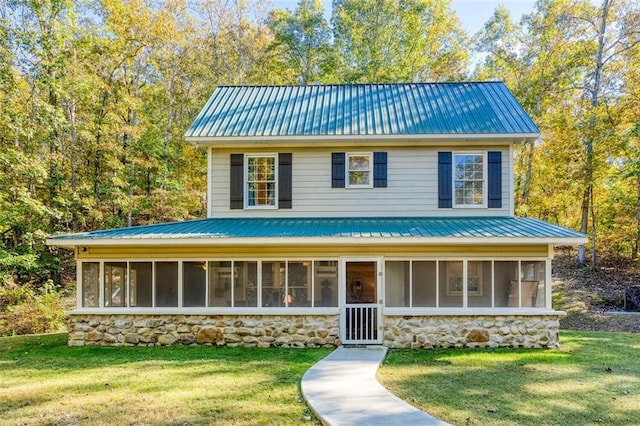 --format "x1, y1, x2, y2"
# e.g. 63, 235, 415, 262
183, 262, 206, 307
494, 261, 518, 307
467, 261, 492, 307
287, 261, 310, 307
412, 261, 437, 307
234, 261, 258, 307
385, 261, 409, 307
521, 261, 546, 308
262, 261, 285, 307
81, 262, 100, 307
208, 261, 232, 307
439, 261, 463, 307
155, 262, 178, 307
314, 261, 338, 307
129, 262, 152, 307
104, 262, 126, 307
